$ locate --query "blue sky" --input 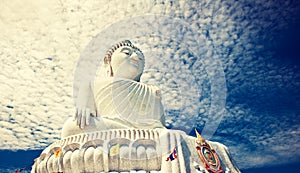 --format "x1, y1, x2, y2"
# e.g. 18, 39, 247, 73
1, 0, 300, 172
